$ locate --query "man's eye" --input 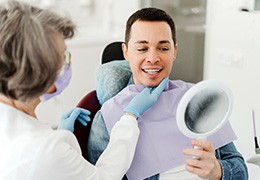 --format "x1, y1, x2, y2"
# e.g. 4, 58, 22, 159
137, 48, 147, 52
159, 47, 169, 51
